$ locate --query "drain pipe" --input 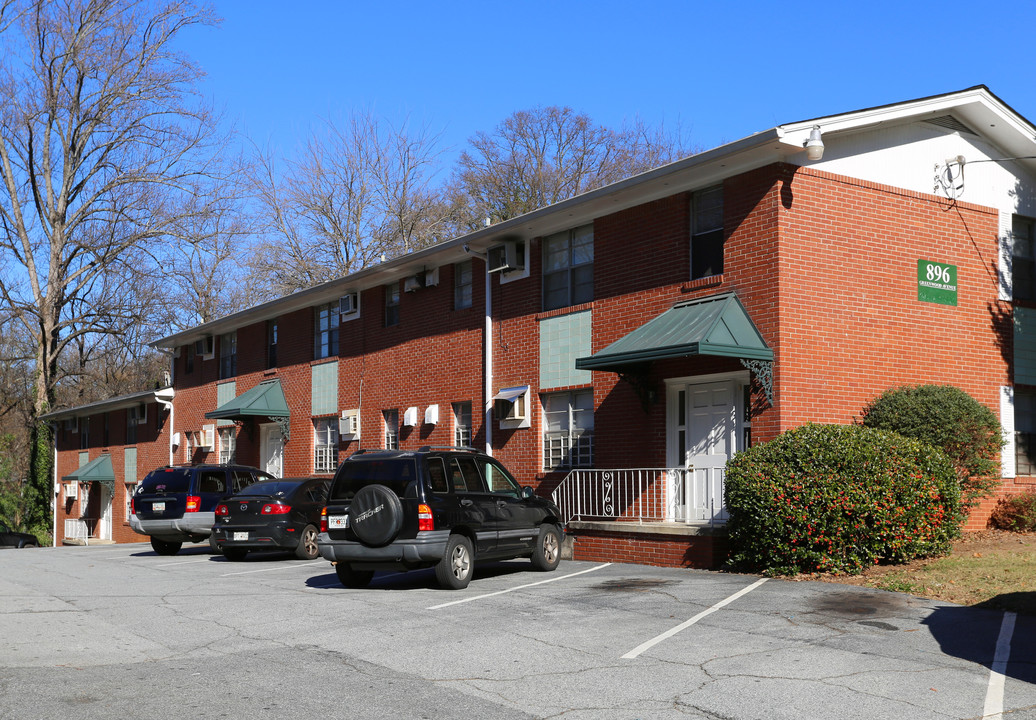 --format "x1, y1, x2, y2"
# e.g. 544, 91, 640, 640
155, 349, 178, 465
464, 243, 493, 456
